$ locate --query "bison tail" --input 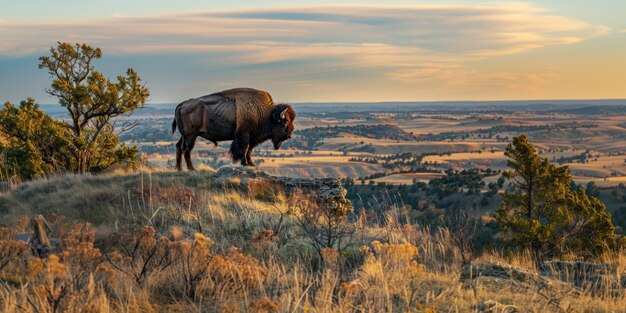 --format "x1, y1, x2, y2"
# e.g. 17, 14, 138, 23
171, 119, 177, 134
